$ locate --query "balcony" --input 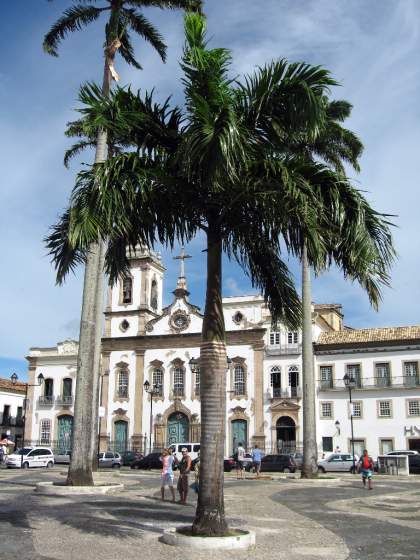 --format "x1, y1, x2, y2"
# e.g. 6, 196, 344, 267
317, 376, 420, 391
266, 344, 302, 356
55, 395, 73, 406
272, 387, 302, 399
38, 396, 54, 407
0, 414, 24, 427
